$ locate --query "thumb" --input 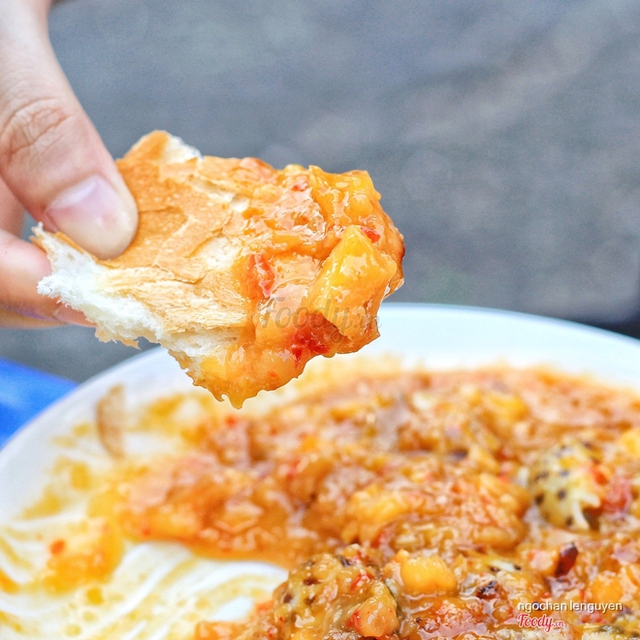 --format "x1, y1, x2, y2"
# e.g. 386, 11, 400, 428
0, 1, 137, 259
